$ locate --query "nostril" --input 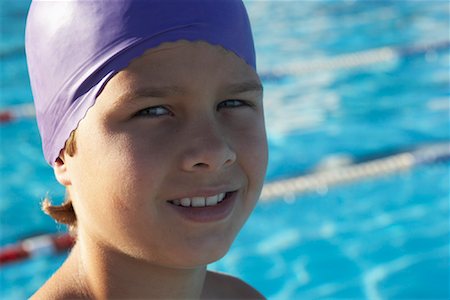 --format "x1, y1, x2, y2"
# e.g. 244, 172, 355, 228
181, 142, 237, 171
193, 162, 209, 168
223, 158, 234, 167
225, 152, 237, 165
